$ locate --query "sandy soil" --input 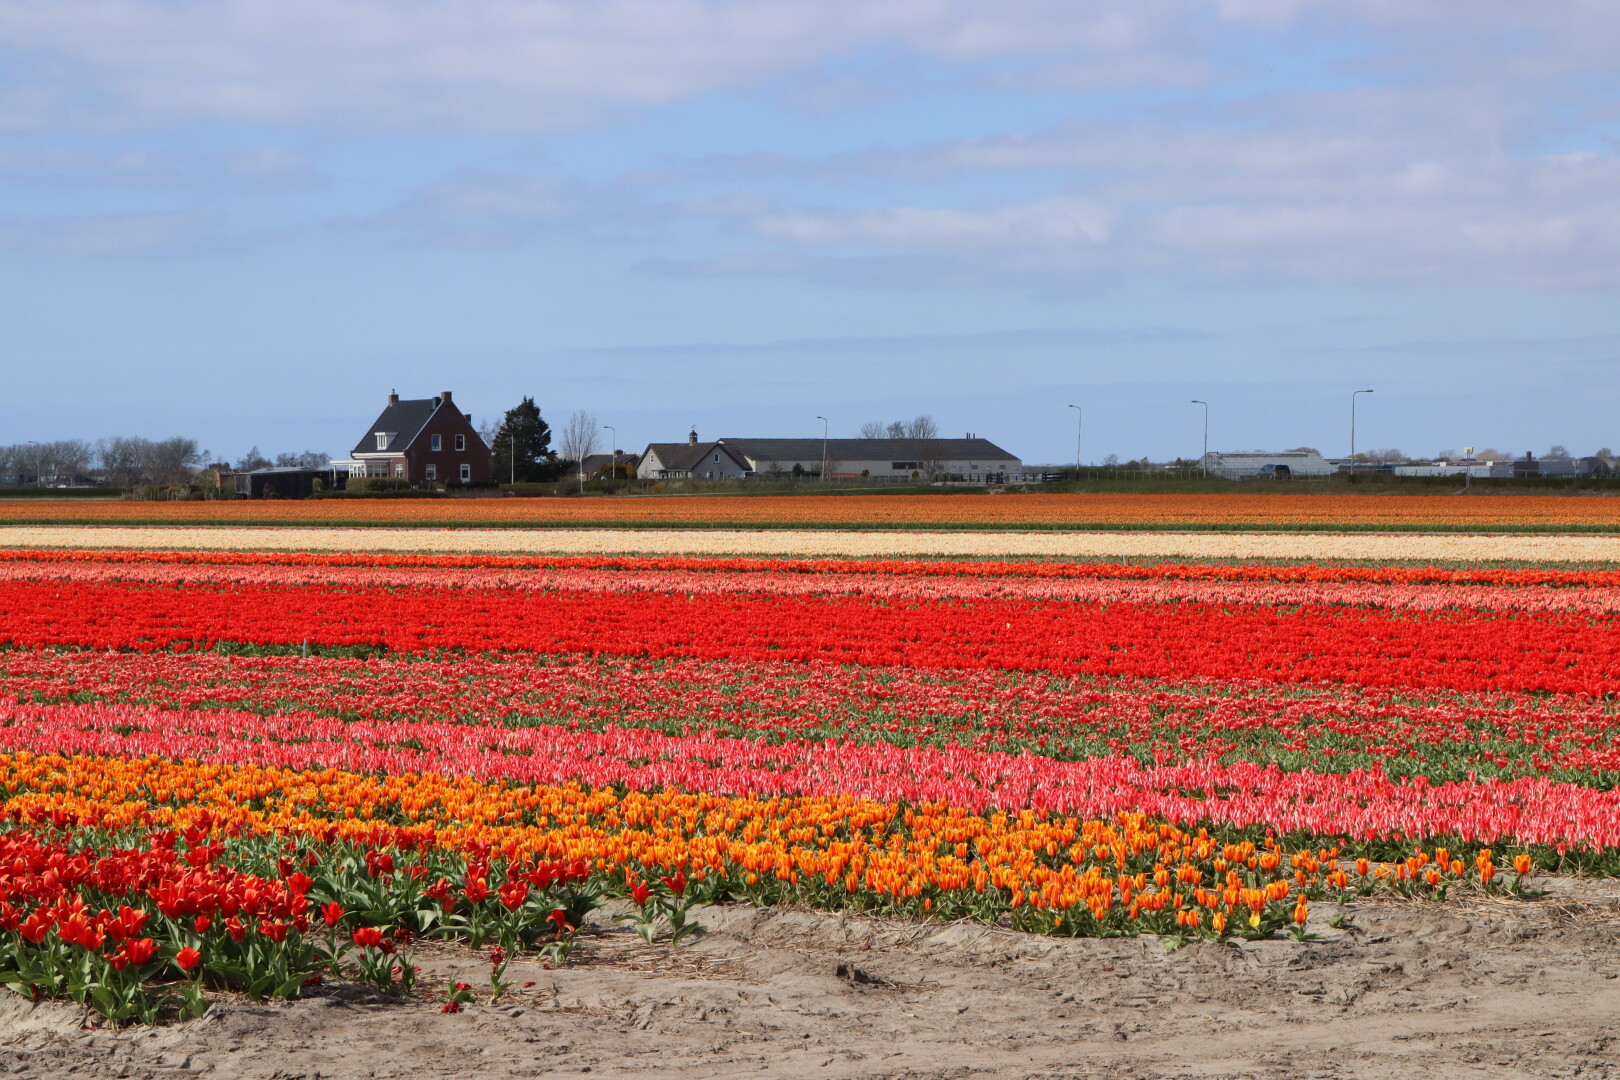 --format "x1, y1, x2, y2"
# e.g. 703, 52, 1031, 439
5, 525, 1620, 562
2, 883, 1617, 1080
